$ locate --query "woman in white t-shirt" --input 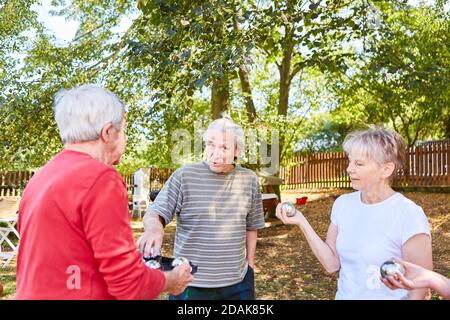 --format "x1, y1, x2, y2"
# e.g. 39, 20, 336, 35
276, 126, 432, 299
